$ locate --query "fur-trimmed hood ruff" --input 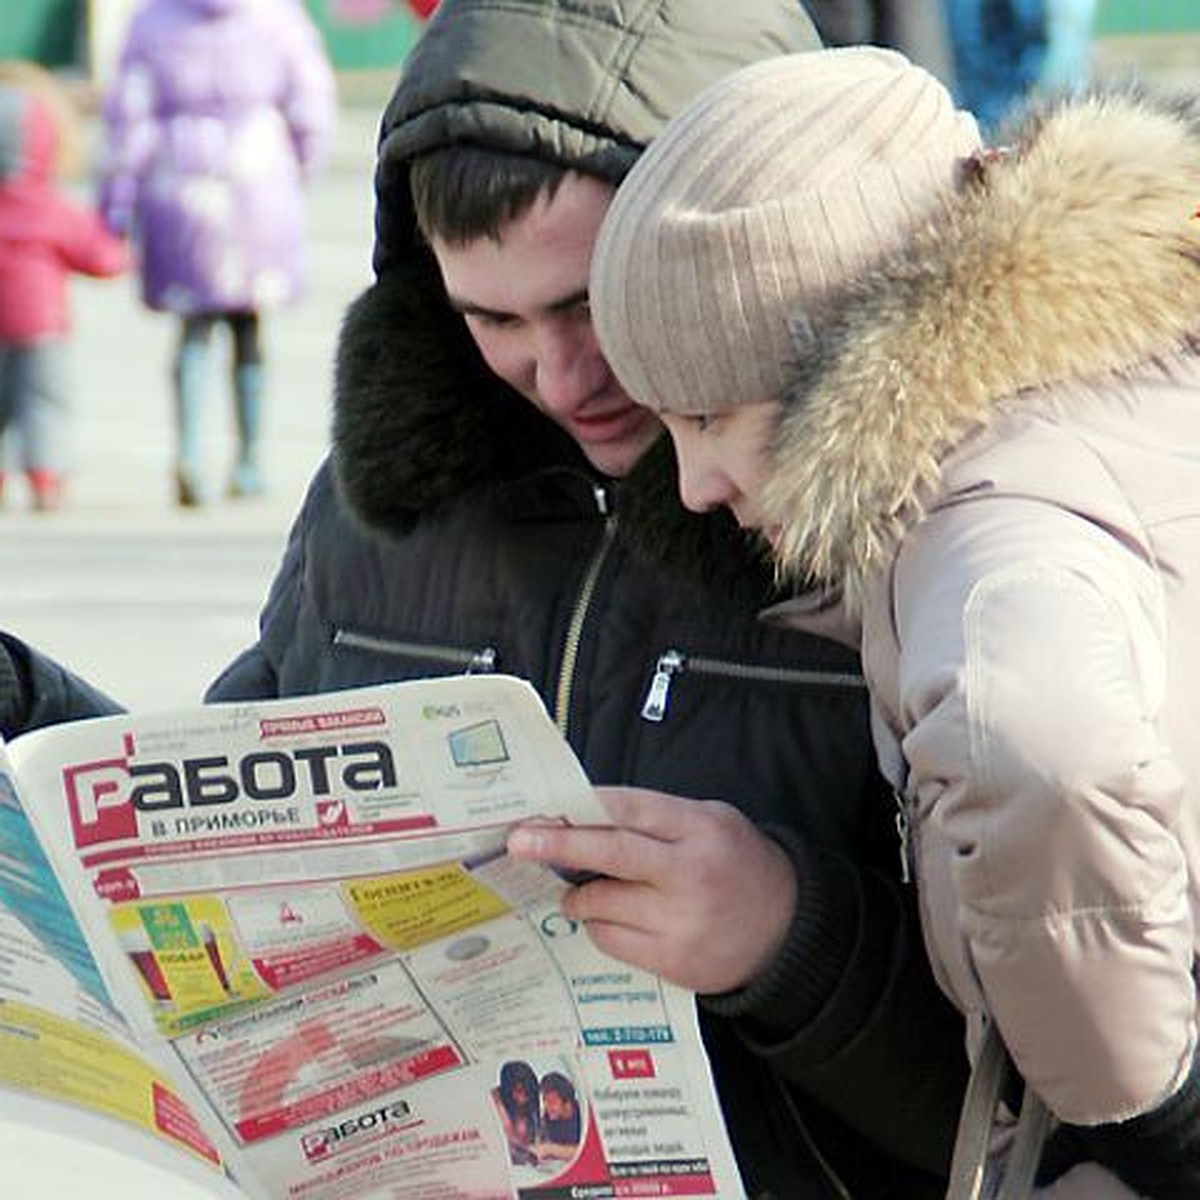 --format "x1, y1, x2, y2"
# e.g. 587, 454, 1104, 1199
763, 87, 1200, 609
